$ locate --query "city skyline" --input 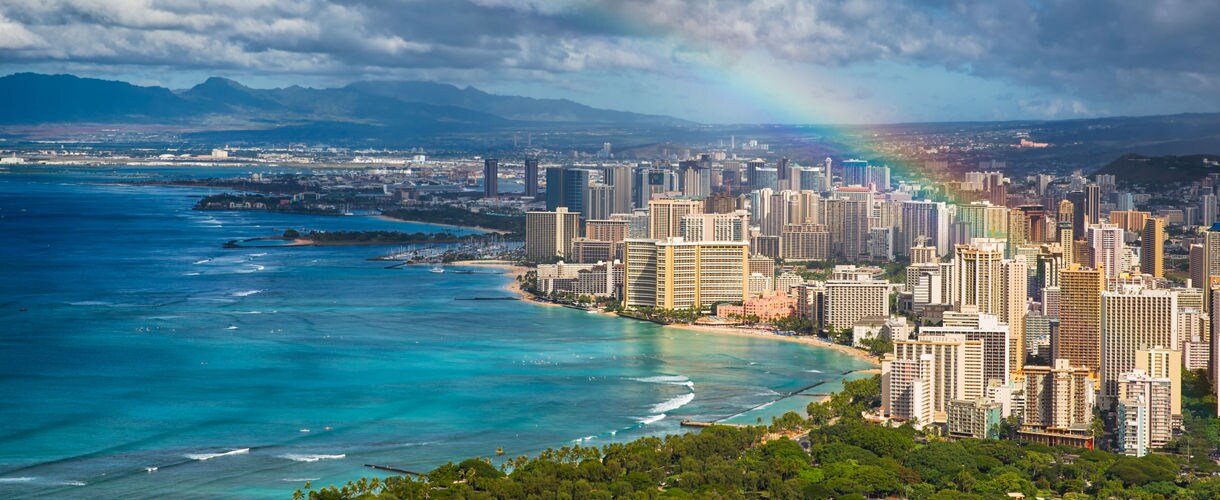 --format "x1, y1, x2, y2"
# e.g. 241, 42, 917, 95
0, 1, 1217, 124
